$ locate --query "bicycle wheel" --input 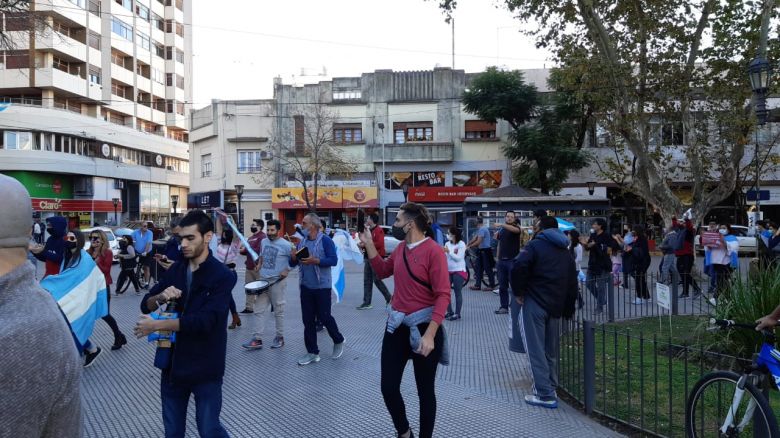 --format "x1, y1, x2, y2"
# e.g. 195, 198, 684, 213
686, 370, 779, 437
